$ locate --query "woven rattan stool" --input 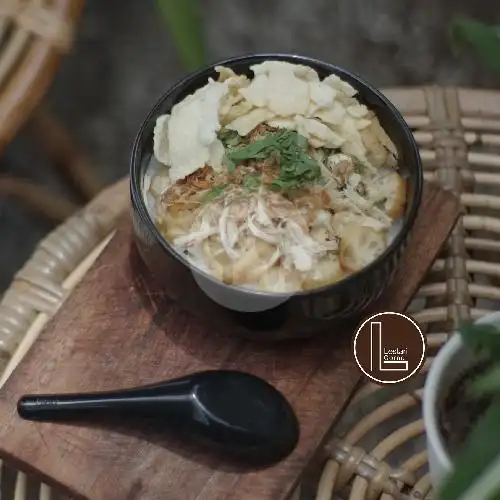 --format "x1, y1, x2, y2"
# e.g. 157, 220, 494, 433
0, 0, 104, 222
1, 85, 499, 499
